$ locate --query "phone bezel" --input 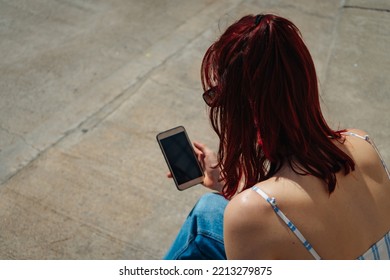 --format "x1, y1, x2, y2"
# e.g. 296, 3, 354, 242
156, 126, 204, 190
